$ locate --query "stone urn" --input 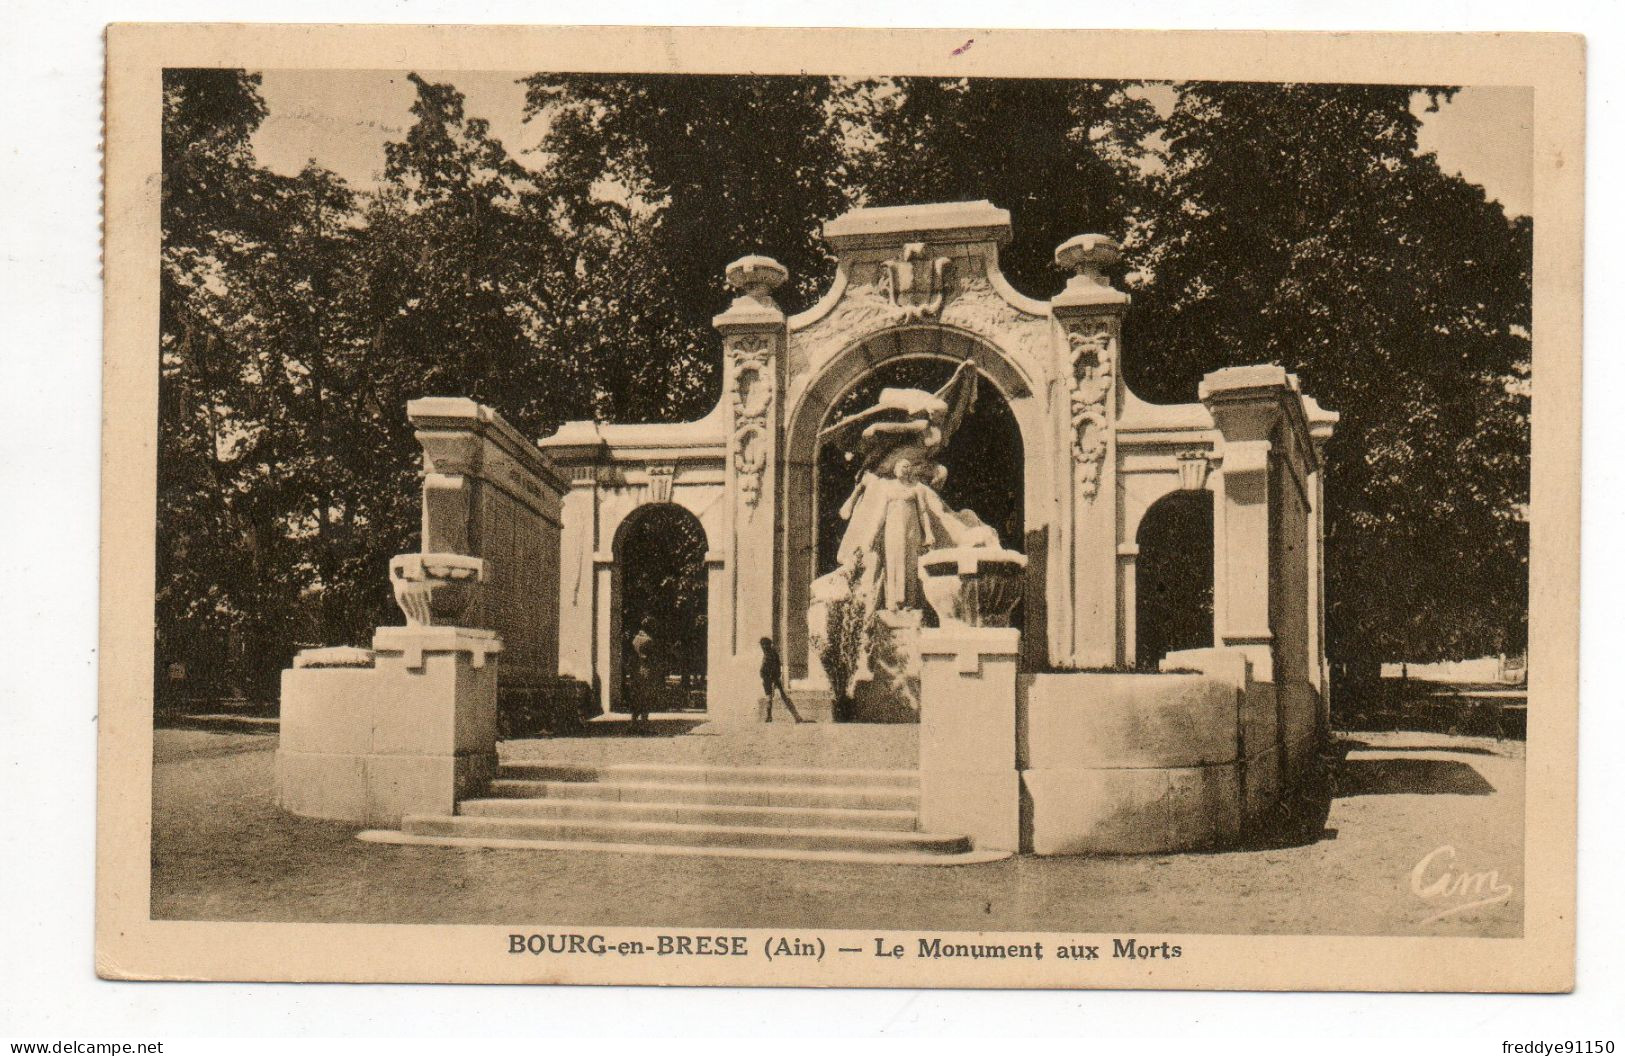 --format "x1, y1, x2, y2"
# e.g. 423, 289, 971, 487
389, 552, 484, 627
917, 547, 1028, 629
